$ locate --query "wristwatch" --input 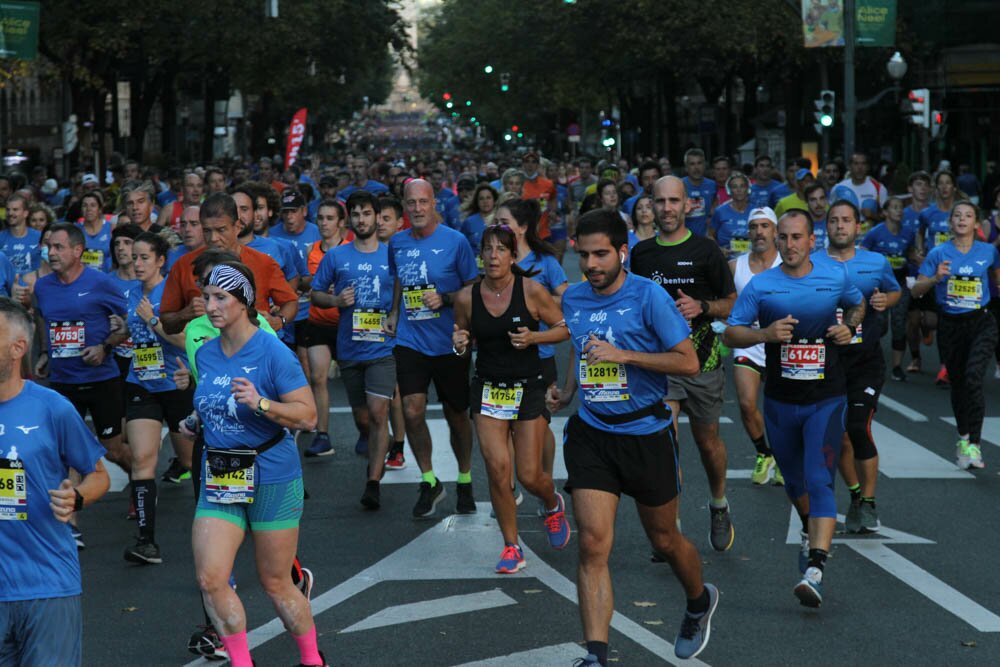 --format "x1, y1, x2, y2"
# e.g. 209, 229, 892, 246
700, 300, 710, 315
73, 488, 84, 512
255, 397, 272, 416
148, 316, 159, 328
102, 343, 113, 355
